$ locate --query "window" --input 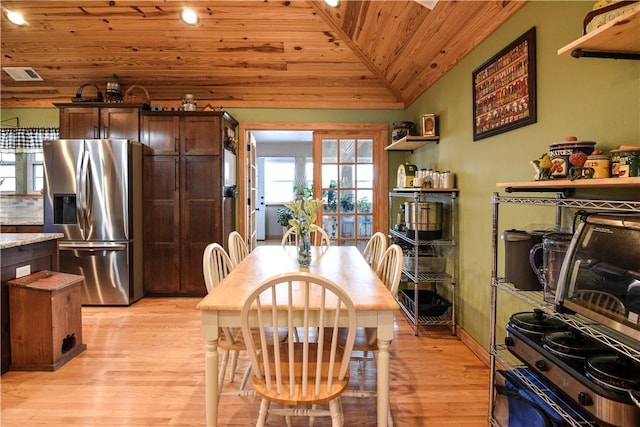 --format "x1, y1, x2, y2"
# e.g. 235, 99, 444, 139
32, 152, 44, 192
264, 157, 295, 203
263, 156, 314, 204
0, 152, 16, 192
